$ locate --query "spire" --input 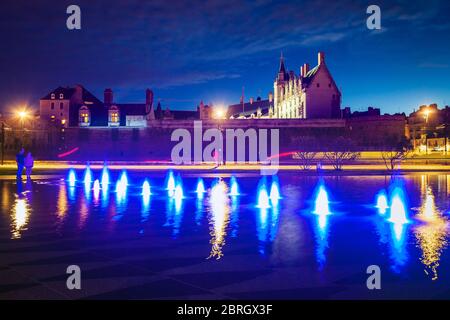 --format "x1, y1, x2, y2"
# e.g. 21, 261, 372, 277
279, 52, 286, 74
